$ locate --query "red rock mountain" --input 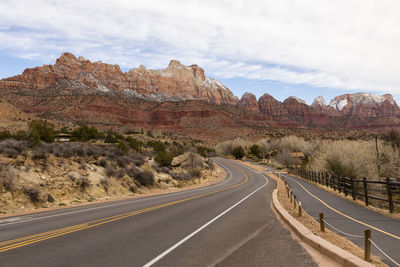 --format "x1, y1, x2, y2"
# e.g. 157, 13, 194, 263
0, 52, 399, 140
0, 52, 238, 105
237, 92, 259, 113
